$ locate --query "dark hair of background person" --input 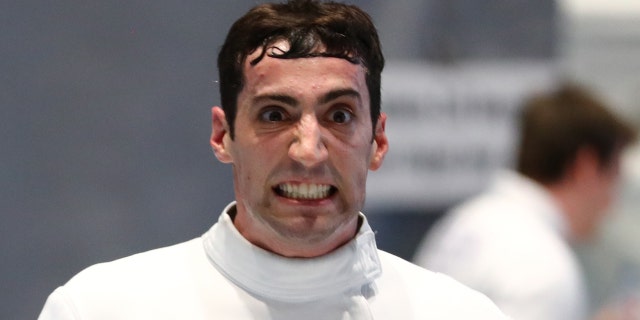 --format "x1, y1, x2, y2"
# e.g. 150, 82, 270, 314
216, 0, 385, 139
516, 83, 638, 184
